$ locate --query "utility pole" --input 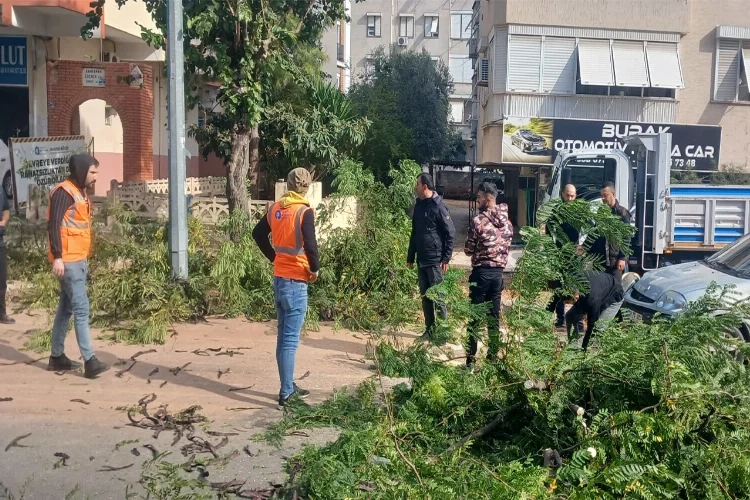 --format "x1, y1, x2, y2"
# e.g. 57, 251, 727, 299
167, 0, 188, 279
